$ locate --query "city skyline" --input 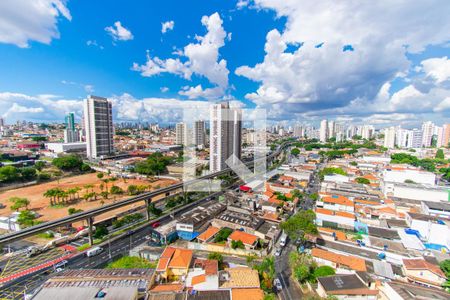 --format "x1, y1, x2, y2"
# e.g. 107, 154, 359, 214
0, 1, 449, 127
